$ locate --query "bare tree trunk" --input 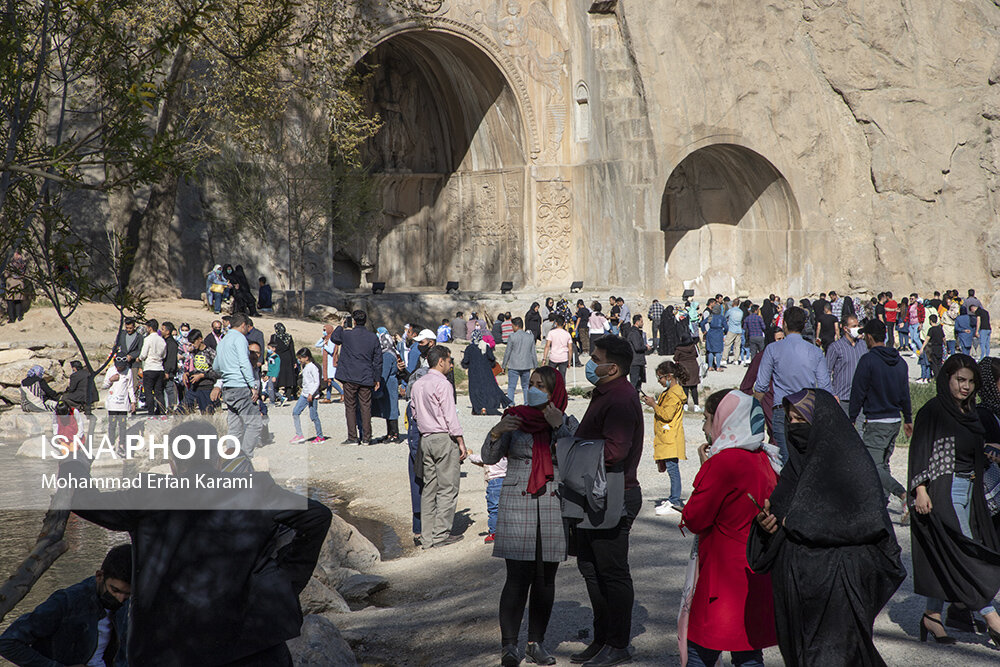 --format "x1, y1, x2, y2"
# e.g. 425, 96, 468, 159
0, 495, 70, 622
127, 171, 182, 298
299, 236, 306, 317
120, 44, 191, 296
